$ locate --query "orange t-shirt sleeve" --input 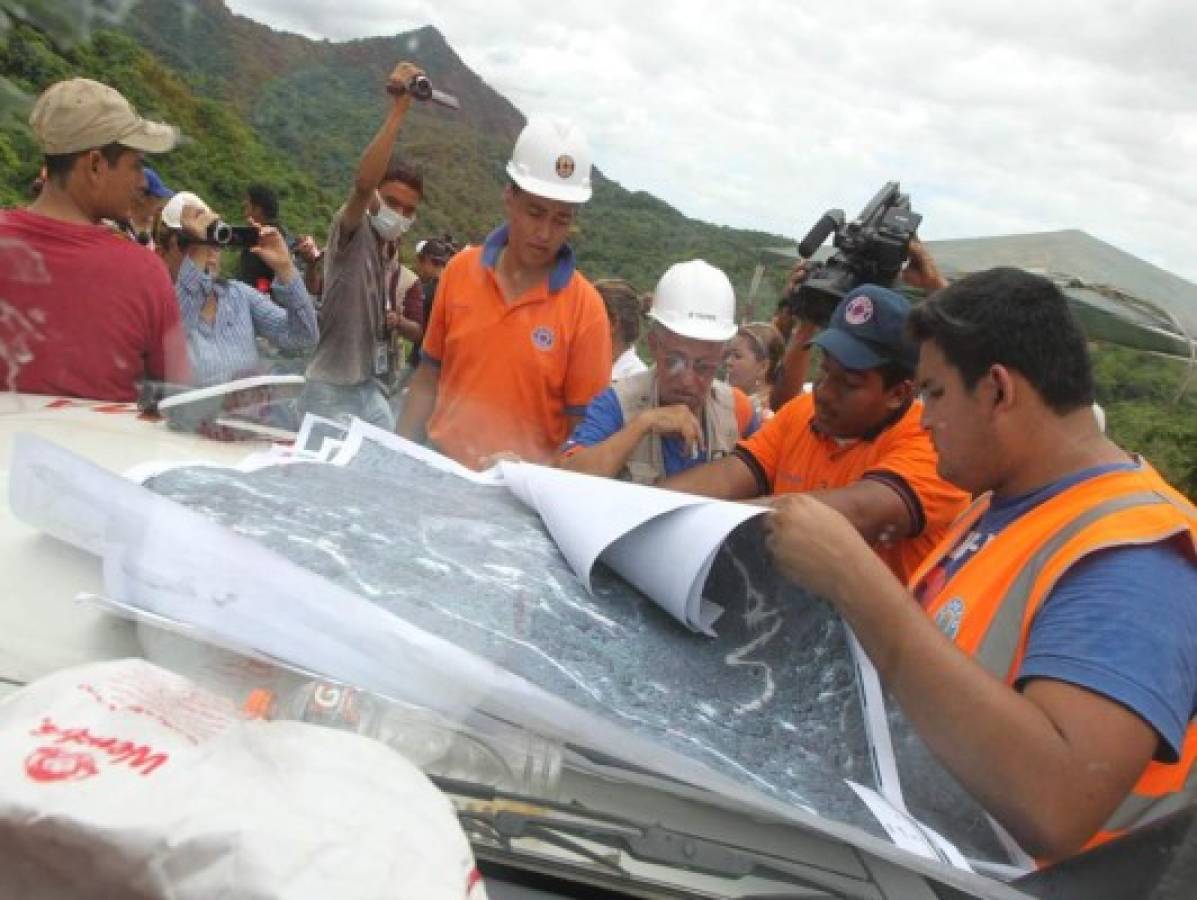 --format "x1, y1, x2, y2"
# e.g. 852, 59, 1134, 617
421, 267, 451, 364
865, 426, 968, 538
563, 289, 612, 415
732, 387, 754, 435
737, 395, 805, 488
